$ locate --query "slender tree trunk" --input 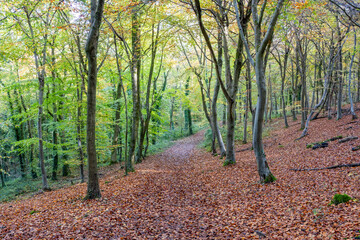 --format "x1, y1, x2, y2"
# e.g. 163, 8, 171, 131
127, 4, 141, 172
222, 101, 226, 126
301, 42, 338, 137
223, 24, 244, 165
268, 66, 273, 122
84, 0, 105, 199
235, 0, 284, 182
212, 82, 226, 155
280, 50, 289, 127
243, 94, 249, 143
184, 77, 193, 136
110, 83, 122, 164
348, 29, 358, 119
243, 59, 252, 143
291, 60, 297, 121
77, 85, 85, 183
253, 56, 274, 183
25, 7, 50, 190
0, 157, 5, 187
194, 0, 250, 165
212, 27, 226, 156
137, 23, 161, 161
336, 17, 343, 120
121, 83, 129, 174
38, 76, 49, 190
111, 37, 123, 164
51, 45, 59, 181
169, 97, 175, 131
58, 92, 70, 177
357, 52, 360, 102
